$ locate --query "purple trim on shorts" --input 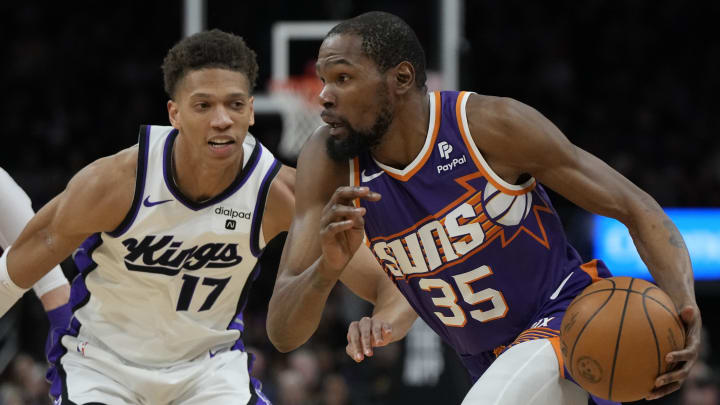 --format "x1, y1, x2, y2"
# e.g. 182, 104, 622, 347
249, 159, 280, 257
246, 352, 272, 404
47, 234, 102, 401
108, 125, 151, 237
251, 375, 272, 405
